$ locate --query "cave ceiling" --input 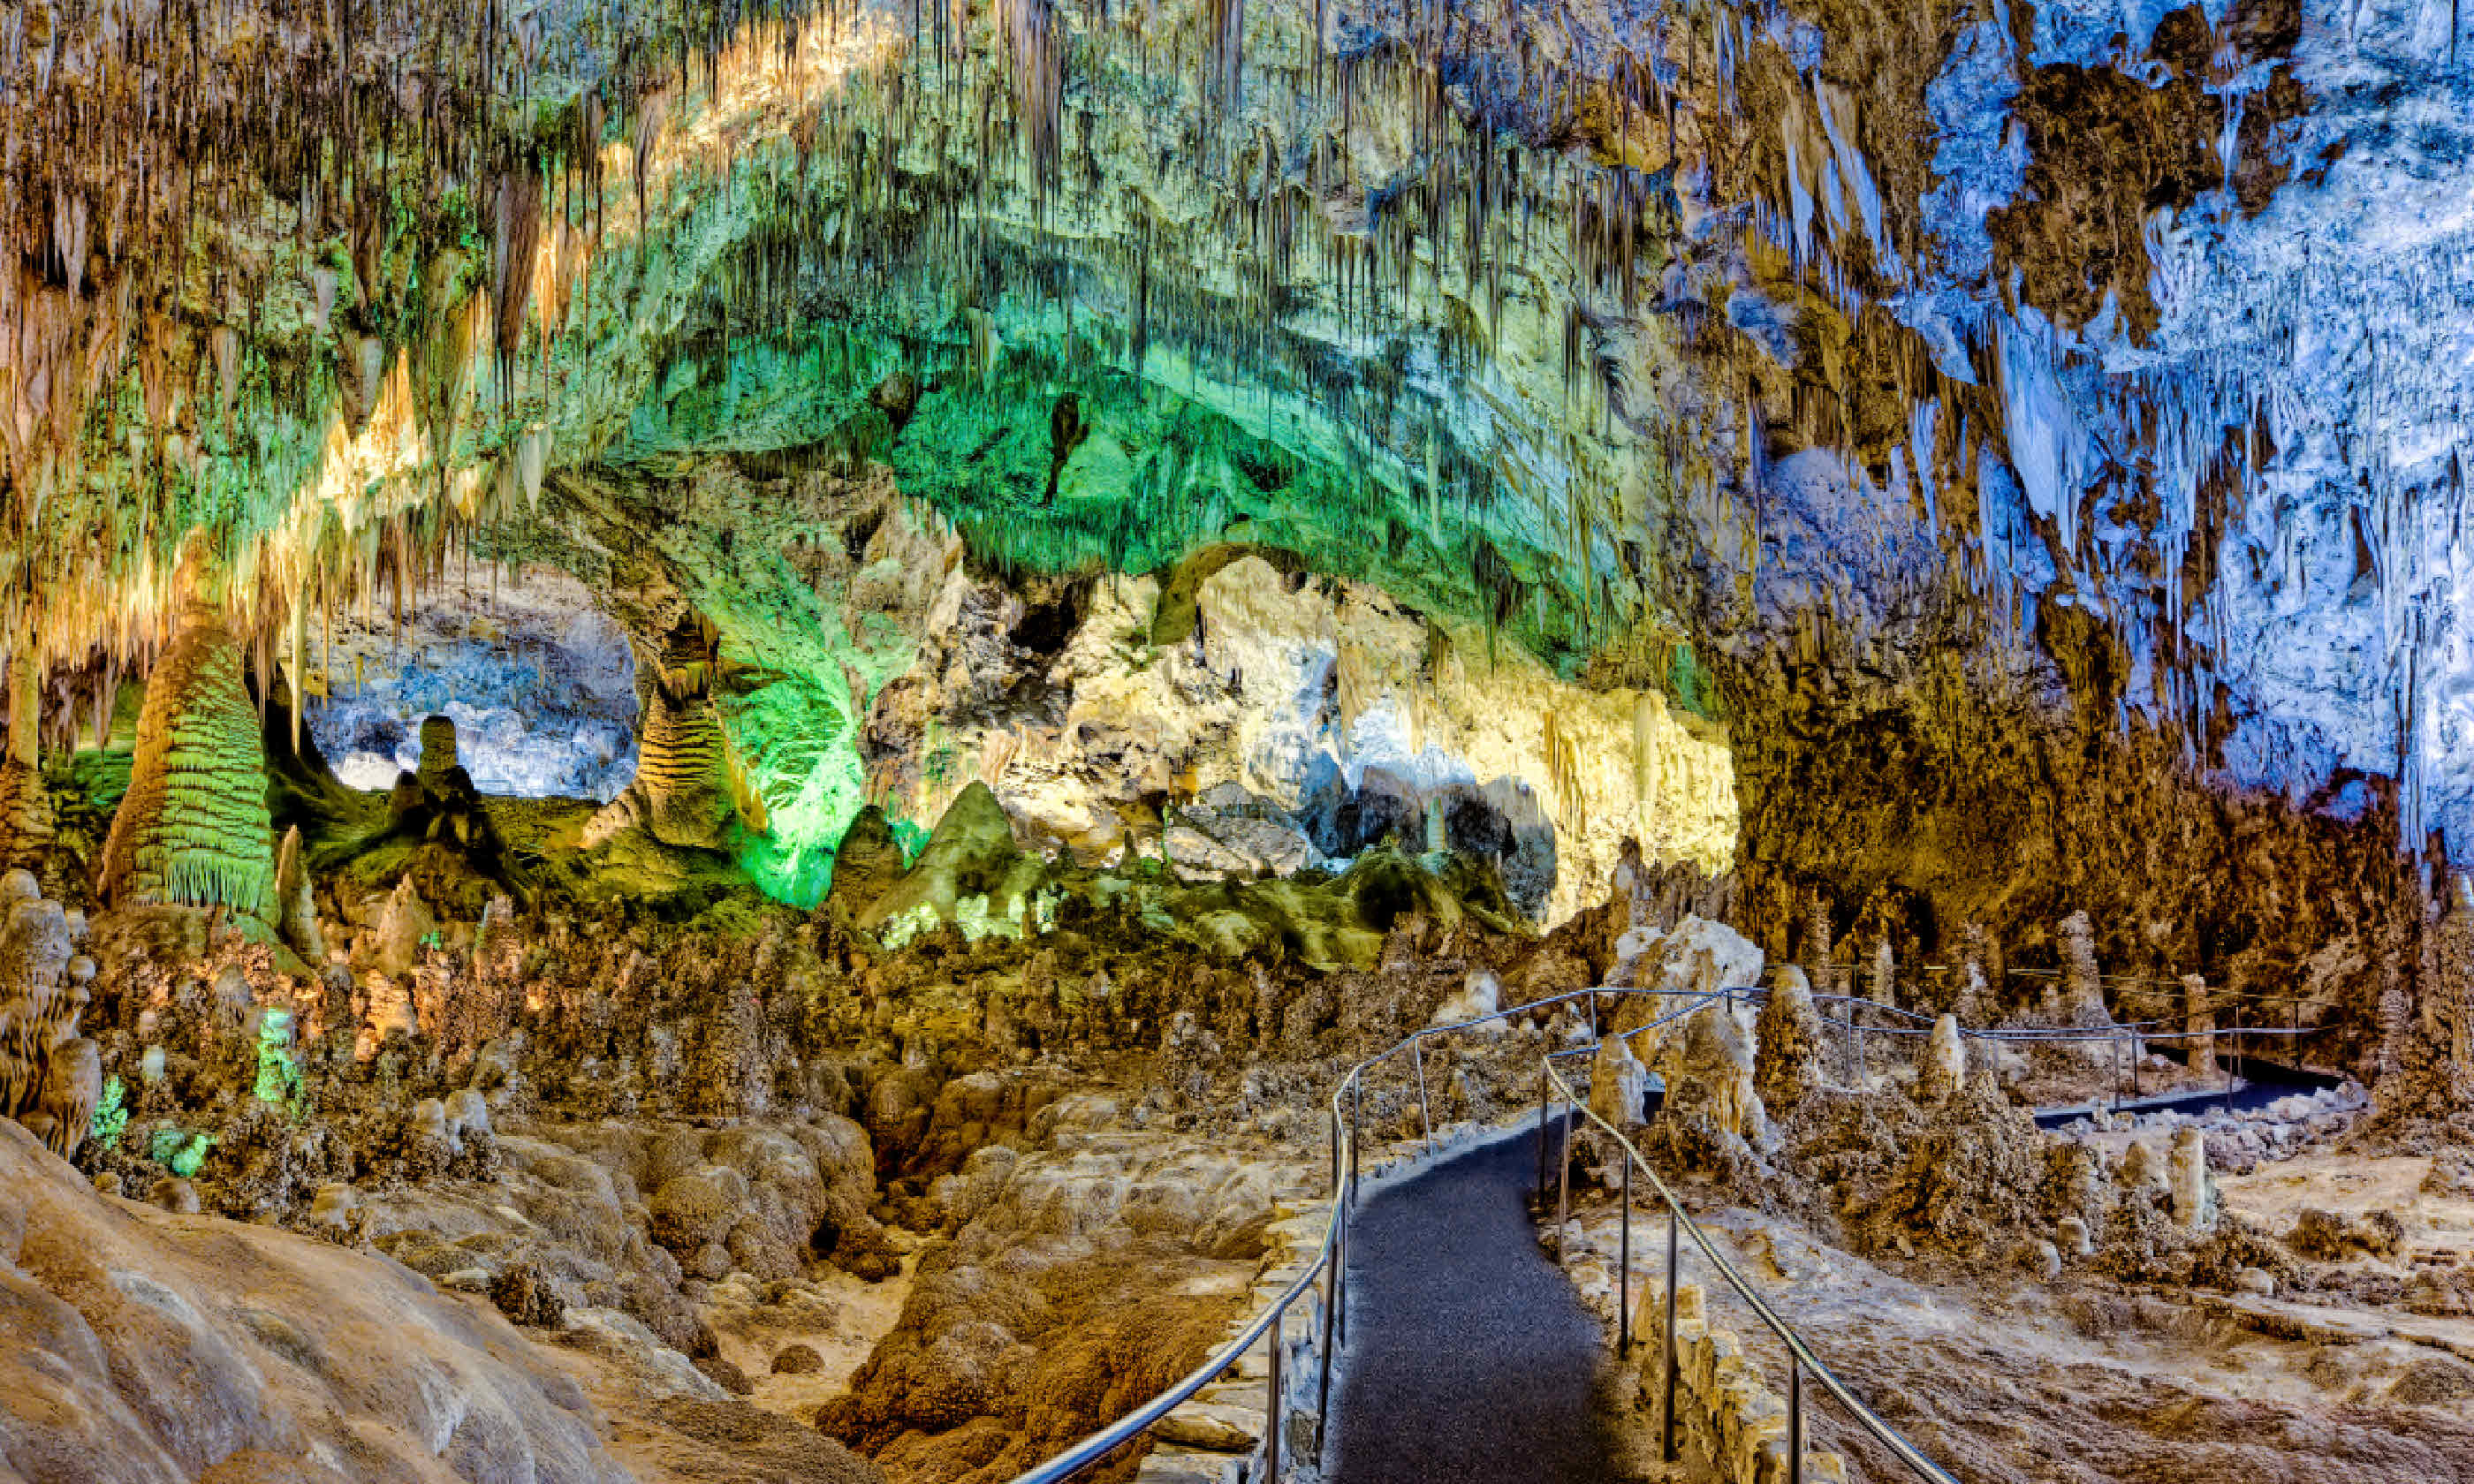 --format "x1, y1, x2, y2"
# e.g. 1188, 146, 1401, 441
3, 0, 2470, 934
